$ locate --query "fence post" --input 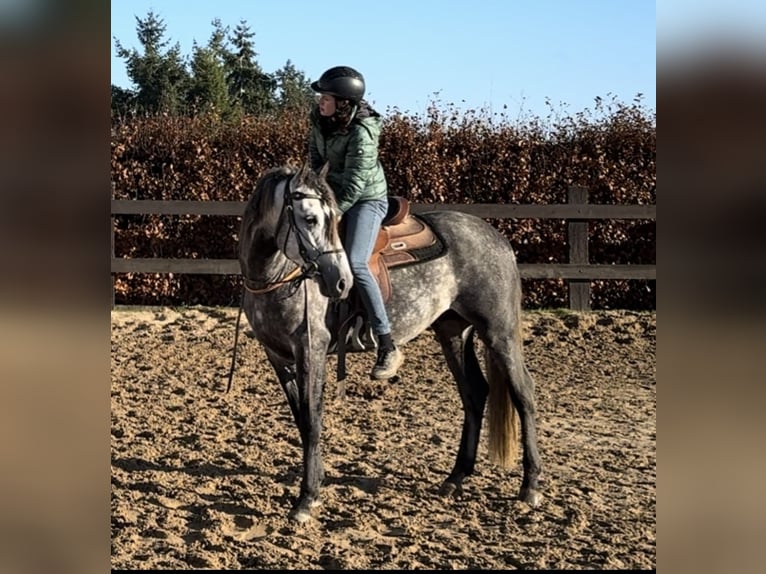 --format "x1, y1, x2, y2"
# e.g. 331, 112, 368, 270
567, 186, 591, 311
